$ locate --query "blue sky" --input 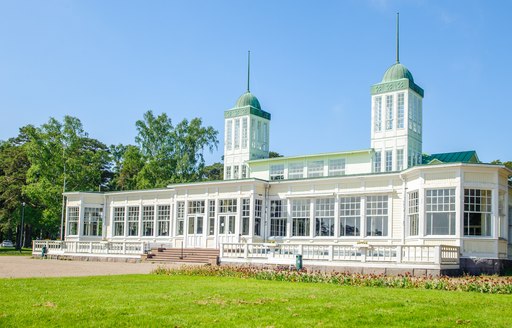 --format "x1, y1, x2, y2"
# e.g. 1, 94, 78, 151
0, 0, 510, 164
